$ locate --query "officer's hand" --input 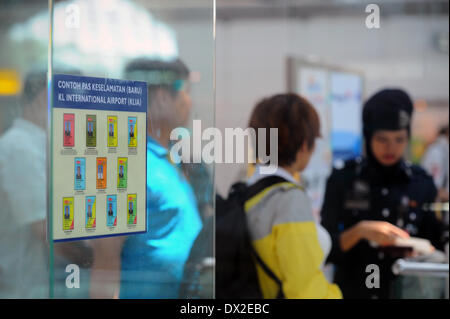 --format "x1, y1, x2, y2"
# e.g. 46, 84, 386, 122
437, 189, 449, 202
358, 221, 410, 246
